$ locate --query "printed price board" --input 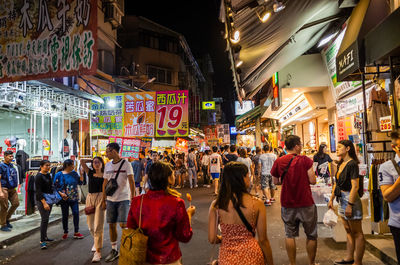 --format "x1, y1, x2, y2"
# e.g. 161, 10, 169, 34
156, 90, 188, 137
